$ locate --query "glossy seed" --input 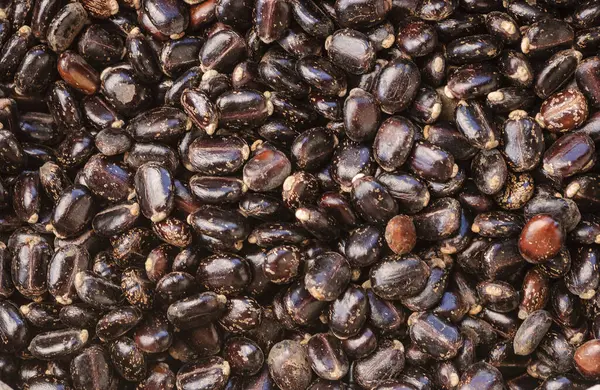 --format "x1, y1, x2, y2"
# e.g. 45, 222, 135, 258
519, 215, 565, 264
353, 339, 405, 389
536, 89, 589, 133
